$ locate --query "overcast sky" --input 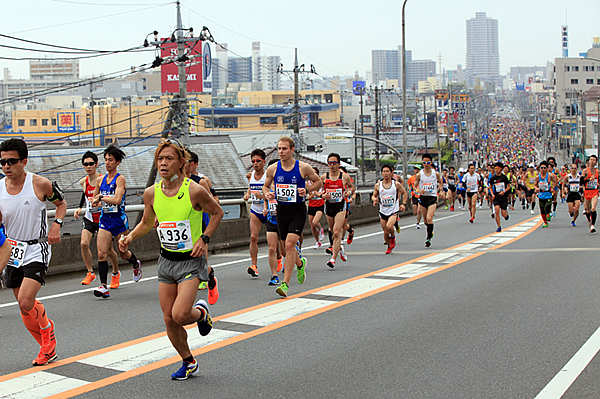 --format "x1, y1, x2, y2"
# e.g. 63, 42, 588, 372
1, 0, 599, 81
